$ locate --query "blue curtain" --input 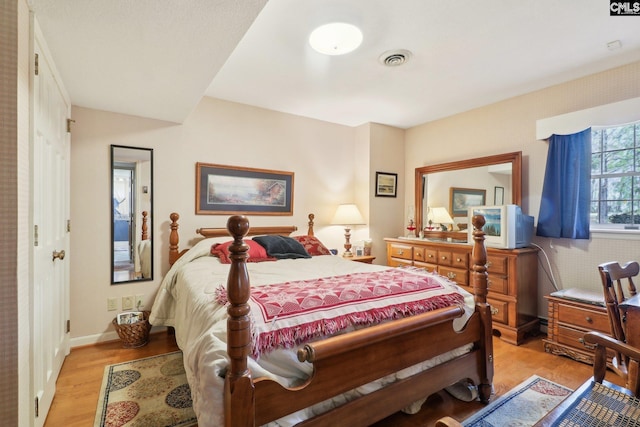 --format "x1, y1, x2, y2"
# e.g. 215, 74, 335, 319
537, 128, 591, 239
